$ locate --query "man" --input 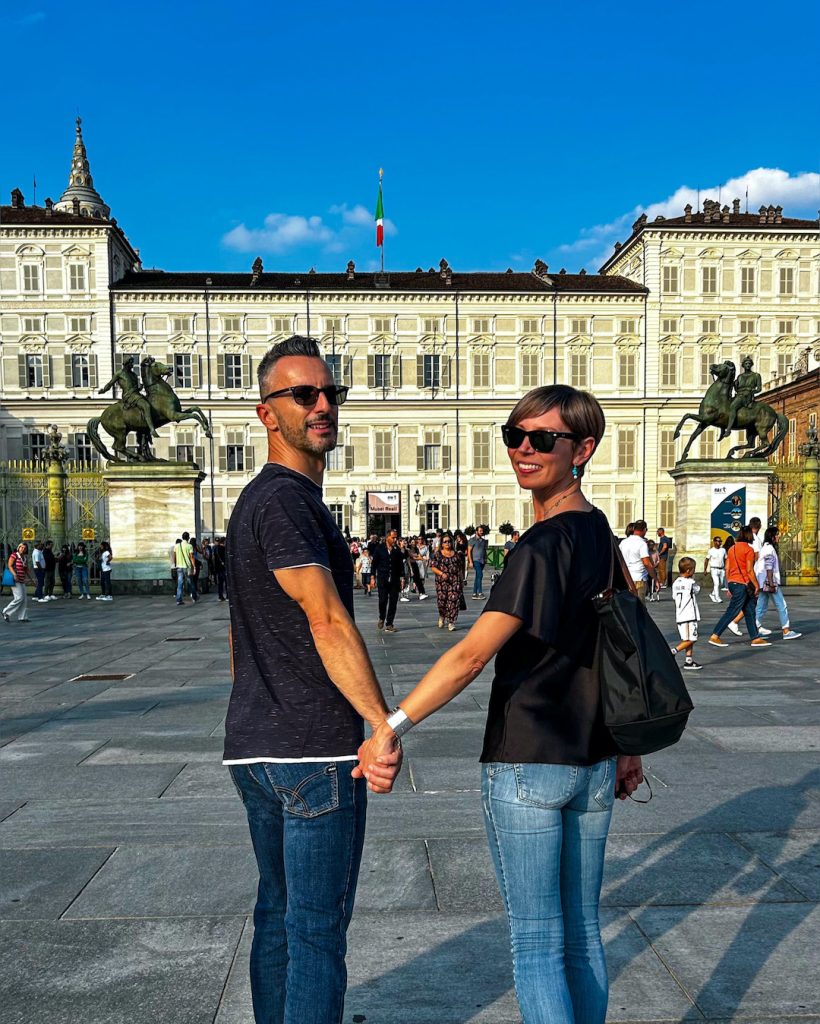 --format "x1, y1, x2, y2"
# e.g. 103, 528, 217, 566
656, 527, 672, 589
502, 530, 520, 566
722, 356, 762, 439
619, 519, 658, 604
468, 525, 488, 598
371, 527, 405, 632
223, 336, 400, 1024
212, 536, 227, 602
99, 355, 160, 437
748, 516, 763, 554
173, 531, 197, 605
31, 542, 47, 602
42, 540, 57, 600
